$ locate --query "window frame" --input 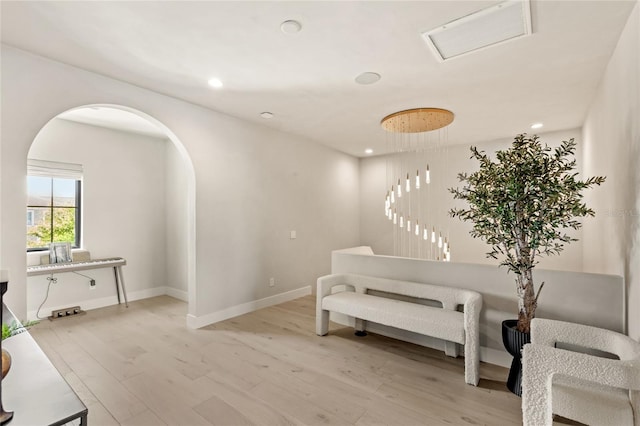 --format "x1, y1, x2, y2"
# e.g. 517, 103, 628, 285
26, 160, 83, 252
26, 210, 35, 227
